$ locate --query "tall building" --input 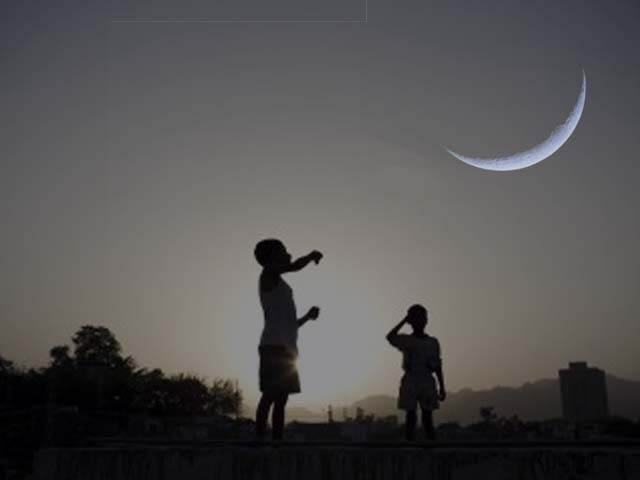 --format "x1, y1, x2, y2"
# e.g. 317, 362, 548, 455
558, 362, 608, 422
